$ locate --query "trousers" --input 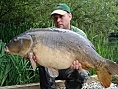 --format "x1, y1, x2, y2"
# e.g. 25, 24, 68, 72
39, 66, 89, 89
